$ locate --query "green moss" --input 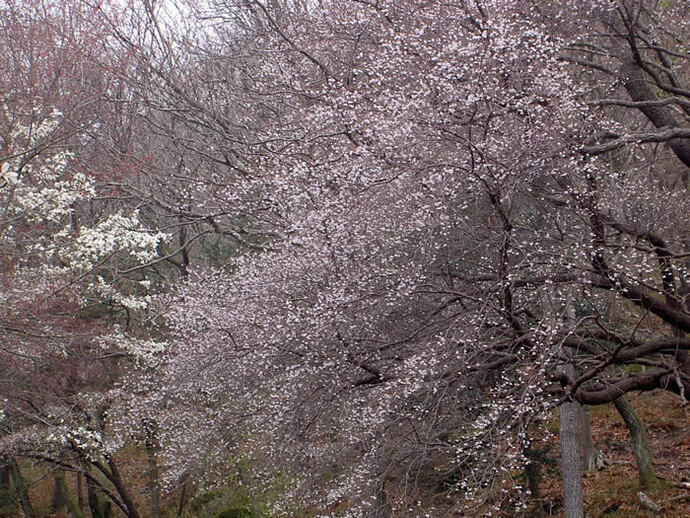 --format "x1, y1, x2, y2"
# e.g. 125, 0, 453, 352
623, 364, 644, 375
